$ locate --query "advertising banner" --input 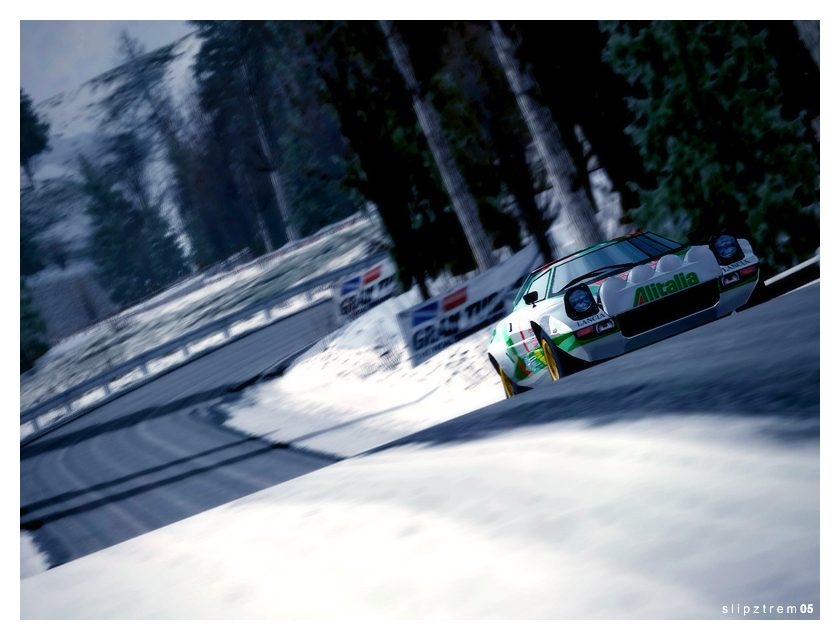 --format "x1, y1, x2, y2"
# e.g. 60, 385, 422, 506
397, 244, 542, 366
334, 258, 398, 322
